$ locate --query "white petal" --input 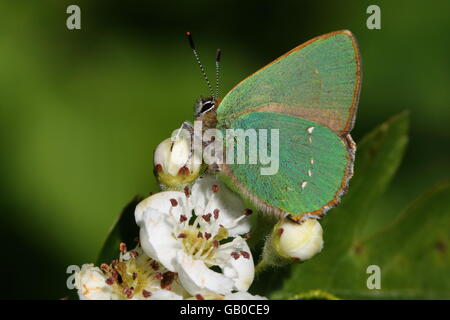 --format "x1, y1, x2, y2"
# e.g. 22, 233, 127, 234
168, 137, 190, 176
218, 237, 255, 292
154, 138, 172, 172
135, 191, 187, 225
191, 175, 250, 236
135, 192, 191, 271
148, 289, 184, 300
174, 251, 234, 295
138, 209, 180, 271
75, 264, 117, 300
224, 292, 267, 300
277, 219, 323, 261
